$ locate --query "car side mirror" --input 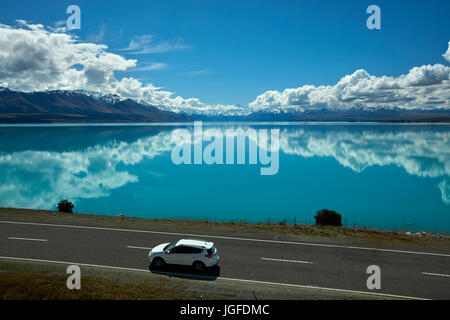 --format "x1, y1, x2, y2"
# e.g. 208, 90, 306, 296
165, 250, 170, 254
